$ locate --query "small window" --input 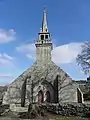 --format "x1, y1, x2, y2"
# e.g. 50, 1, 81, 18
45, 35, 48, 39
41, 35, 44, 40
